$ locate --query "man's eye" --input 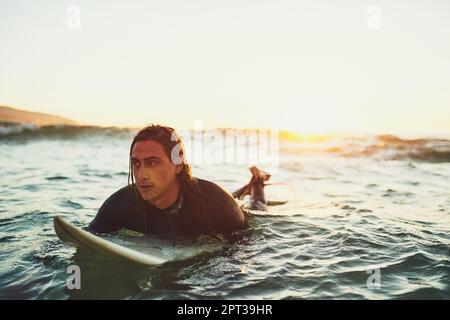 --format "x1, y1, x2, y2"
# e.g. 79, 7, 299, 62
147, 160, 157, 167
132, 161, 140, 167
